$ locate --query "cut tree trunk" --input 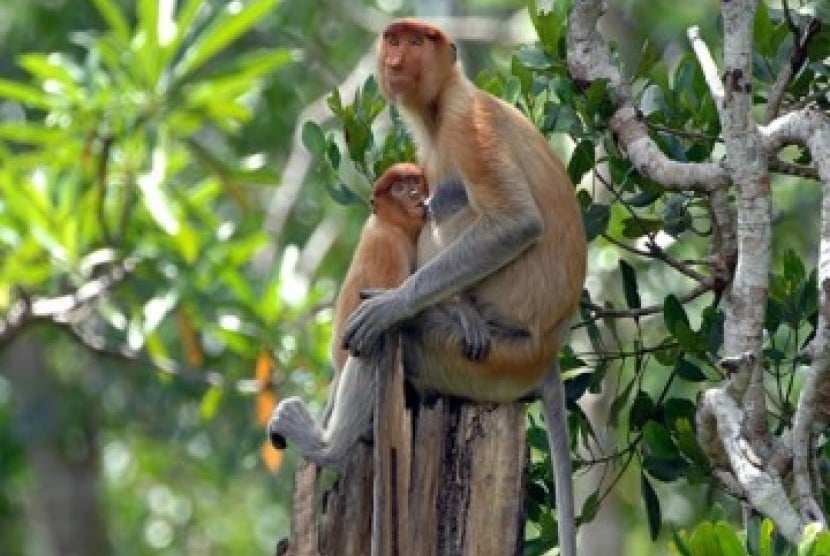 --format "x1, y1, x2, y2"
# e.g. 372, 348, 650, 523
277, 339, 528, 556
